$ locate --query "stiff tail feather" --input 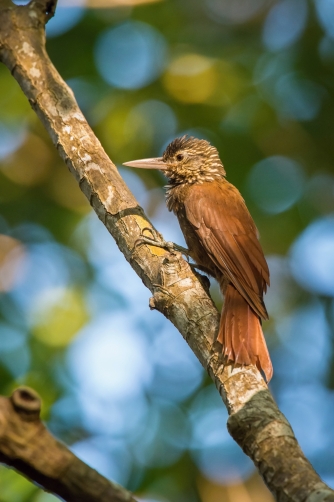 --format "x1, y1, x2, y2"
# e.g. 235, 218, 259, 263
217, 283, 273, 382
